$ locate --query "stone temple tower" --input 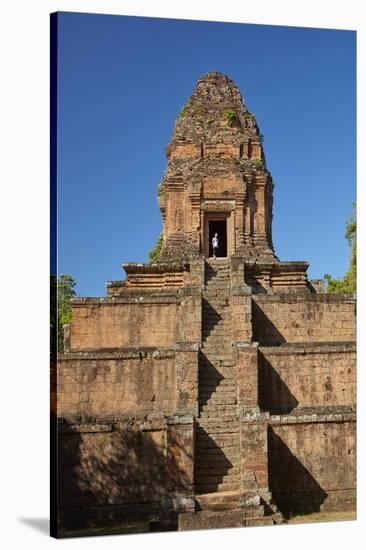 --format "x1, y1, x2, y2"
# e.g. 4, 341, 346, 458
56, 72, 356, 535
159, 71, 275, 261
122, 71, 311, 292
